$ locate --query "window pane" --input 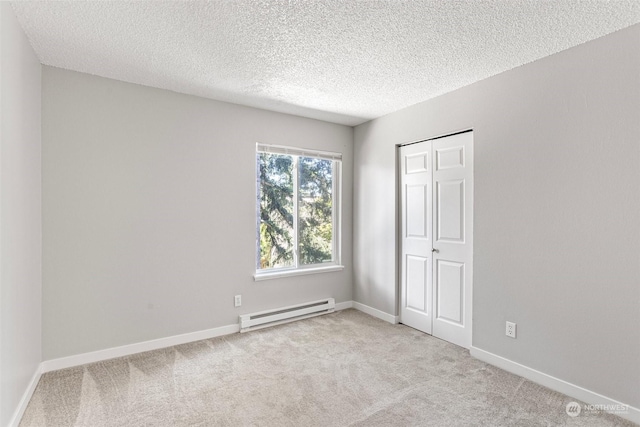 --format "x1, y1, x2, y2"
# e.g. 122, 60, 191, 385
298, 156, 333, 265
258, 153, 294, 269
